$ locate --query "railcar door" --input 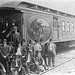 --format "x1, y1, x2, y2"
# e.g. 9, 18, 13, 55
53, 17, 59, 40
0, 9, 22, 42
